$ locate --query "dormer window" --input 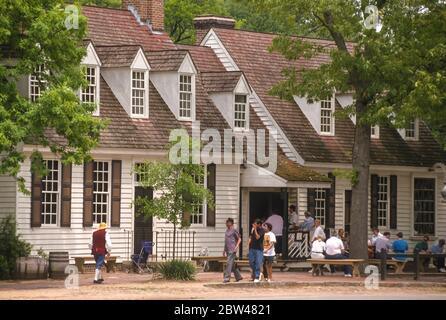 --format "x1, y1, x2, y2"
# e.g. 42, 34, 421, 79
29, 64, 47, 102
320, 97, 335, 135
234, 94, 248, 129
81, 66, 100, 115
405, 119, 418, 140
131, 70, 148, 117
179, 74, 193, 119
371, 125, 380, 139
